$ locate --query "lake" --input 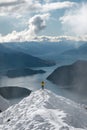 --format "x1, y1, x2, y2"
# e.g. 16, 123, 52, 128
0, 63, 87, 105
